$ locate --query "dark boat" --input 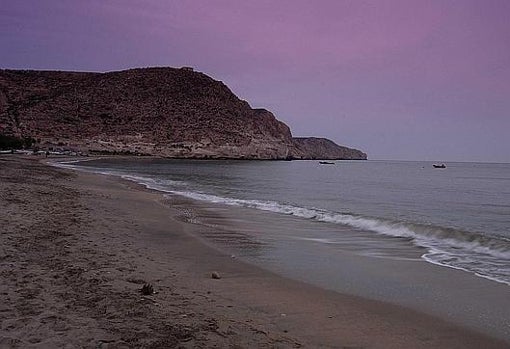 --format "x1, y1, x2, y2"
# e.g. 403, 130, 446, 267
433, 164, 446, 168
319, 161, 335, 165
